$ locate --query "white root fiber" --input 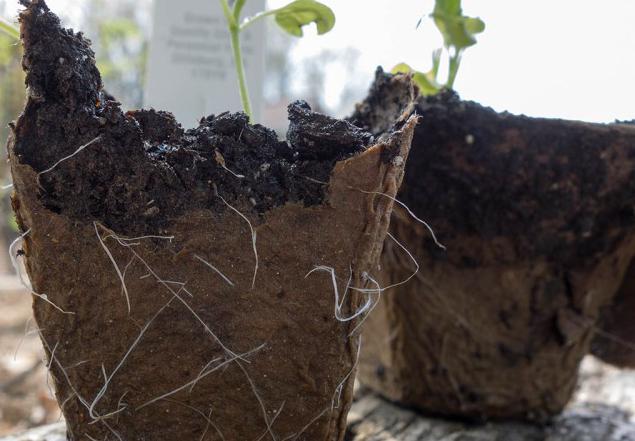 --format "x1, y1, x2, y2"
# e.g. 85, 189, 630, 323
37, 136, 103, 178
218, 195, 258, 290
9, 229, 74, 315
